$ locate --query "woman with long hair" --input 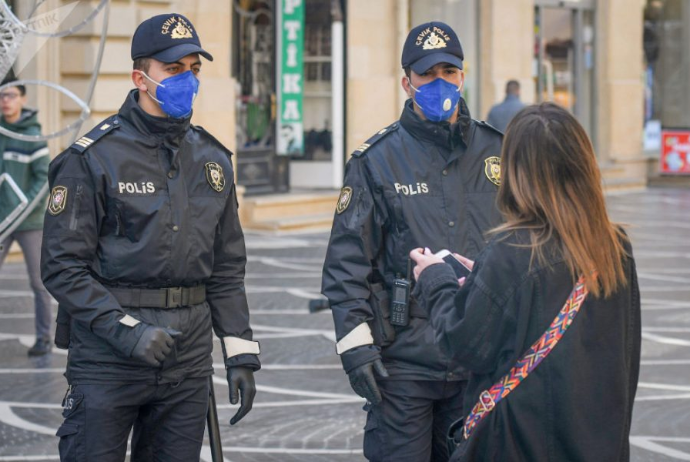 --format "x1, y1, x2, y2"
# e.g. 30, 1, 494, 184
410, 103, 641, 461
